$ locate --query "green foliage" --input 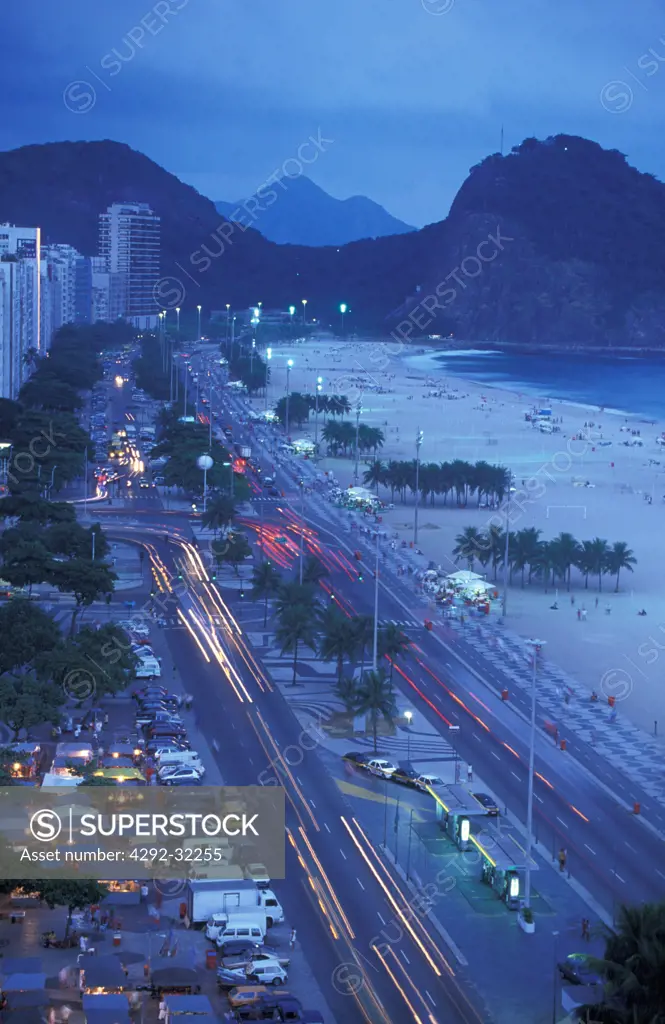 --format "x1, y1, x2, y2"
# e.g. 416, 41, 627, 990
0, 599, 61, 675
355, 668, 397, 752
276, 605, 319, 686
133, 334, 172, 401
250, 561, 282, 627
364, 458, 511, 506
319, 606, 357, 685
212, 531, 251, 575
0, 671, 64, 737
202, 494, 237, 535
49, 558, 117, 635
377, 623, 411, 679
